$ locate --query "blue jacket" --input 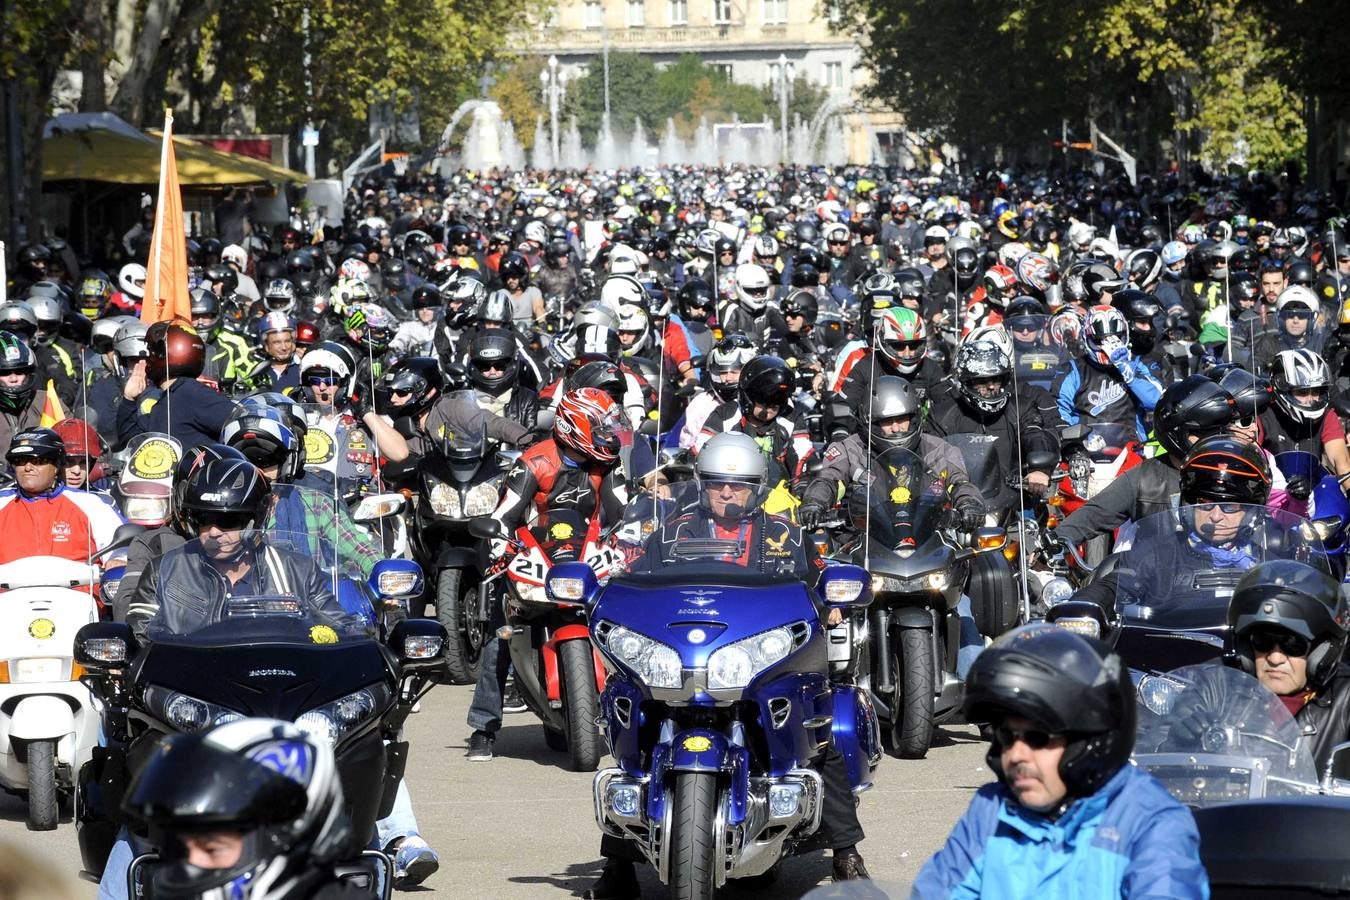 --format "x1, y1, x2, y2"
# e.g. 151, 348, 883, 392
913, 764, 1209, 899
1053, 357, 1162, 442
